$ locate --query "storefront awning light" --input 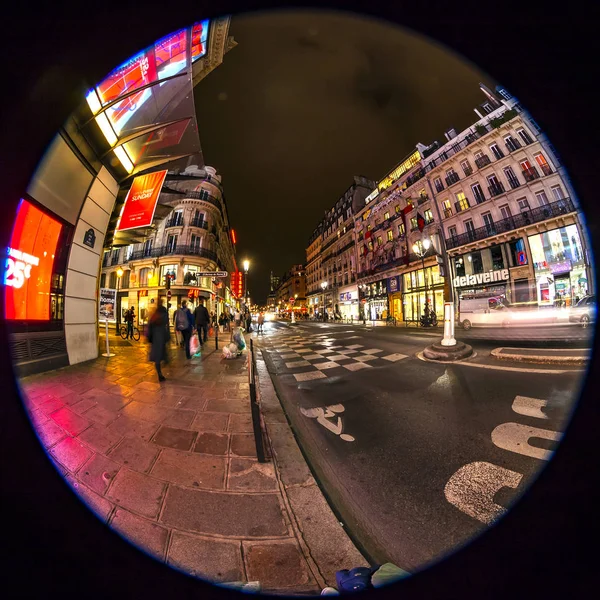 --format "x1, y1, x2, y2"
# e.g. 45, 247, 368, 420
95, 112, 118, 147
114, 146, 134, 173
